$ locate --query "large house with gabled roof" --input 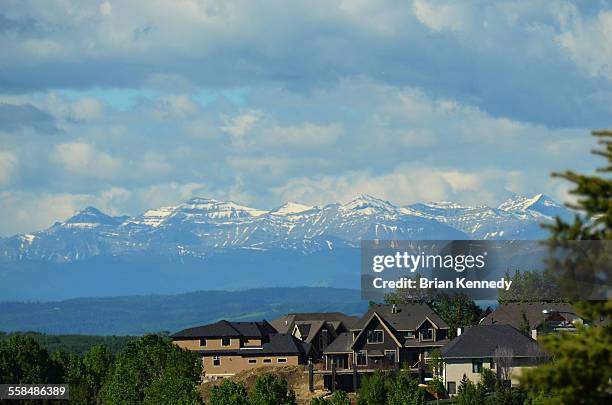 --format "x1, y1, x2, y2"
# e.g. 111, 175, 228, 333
270, 312, 358, 358
323, 303, 450, 375
171, 320, 312, 378
438, 324, 548, 395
